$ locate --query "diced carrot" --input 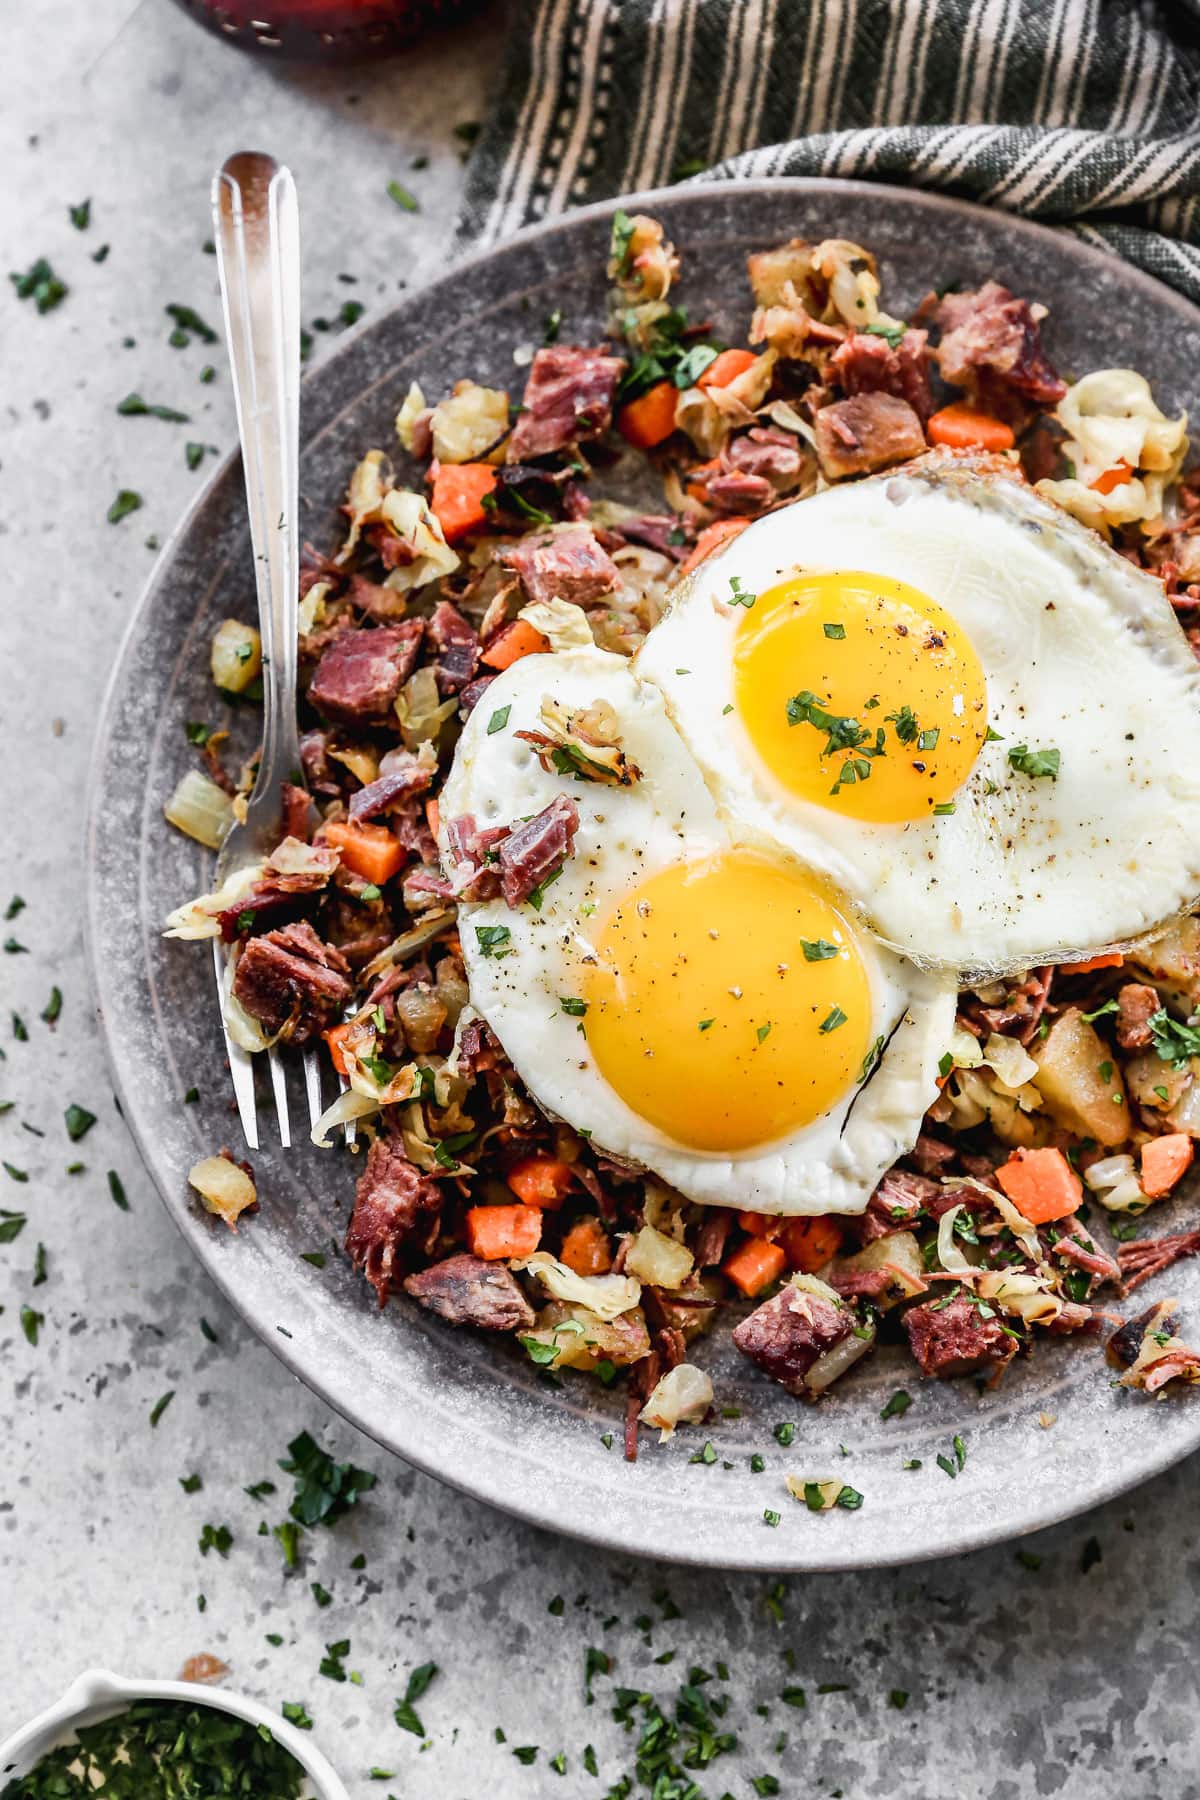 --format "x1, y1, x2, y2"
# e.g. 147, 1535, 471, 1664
680, 517, 750, 576
781, 1215, 845, 1272
425, 796, 440, 841
480, 618, 550, 671
506, 1154, 574, 1210
697, 347, 758, 391
429, 461, 497, 543
560, 1216, 612, 1277
1070, 952, 1124, 975
927, 403, 1015, 453
617, 379, 679, 449
466, 1203, 543, 1261
737, 1210, 781, 1239
1091, 459, 1132, 495
1140, 1132, 1194, 1199
323, 1022, 354, 1078
723, 1236, 788, 1297
323, 819, 405, 887
995, 1147, 1082, 1223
